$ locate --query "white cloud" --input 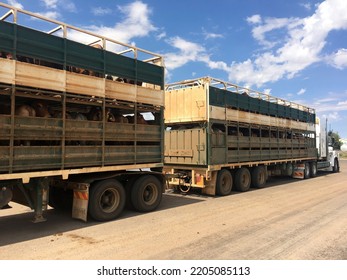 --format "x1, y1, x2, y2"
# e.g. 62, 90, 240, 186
226, 0, 347, 87
163, 0, 347, 88
313, 93, 347, 113
156, 31, 166, 40
322, 111, 340, 121
247, 15, 262, 25
328, 48, 347, 69
92, 7, 112, 16
201, 28, 224, 40
40, 0, 76, 13
204, 32, 224, 40
338, 100, 347, 106
300, 3, 312, 11
7, 0, 23, 9
37, 11, 60, 20
297, 88, 306, 95
41, 0, 58, 9
251, 17, 301, 48
67, 1, 156, 52
164, 37, 206, 69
